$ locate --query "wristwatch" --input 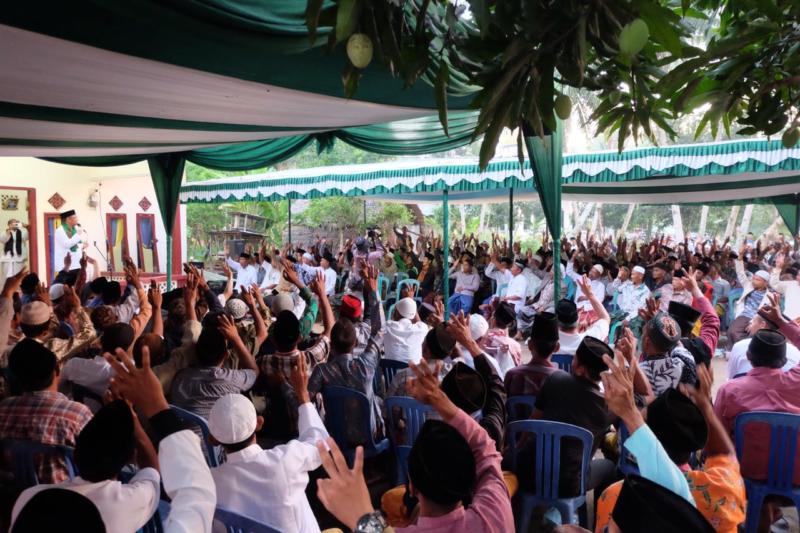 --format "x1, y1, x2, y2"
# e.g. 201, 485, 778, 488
355, 511, 388, 533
